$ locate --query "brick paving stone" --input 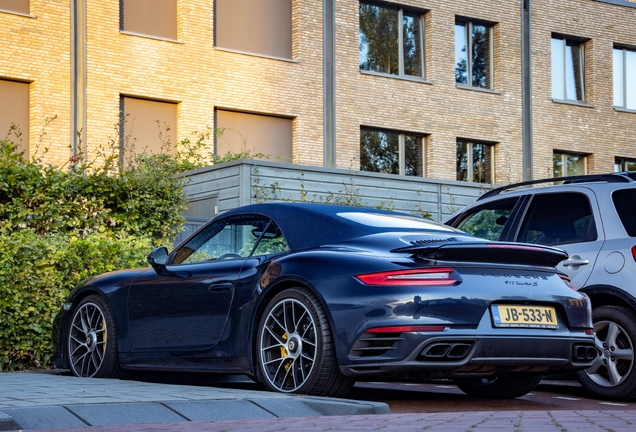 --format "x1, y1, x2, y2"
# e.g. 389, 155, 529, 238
26, 410, 636, 432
